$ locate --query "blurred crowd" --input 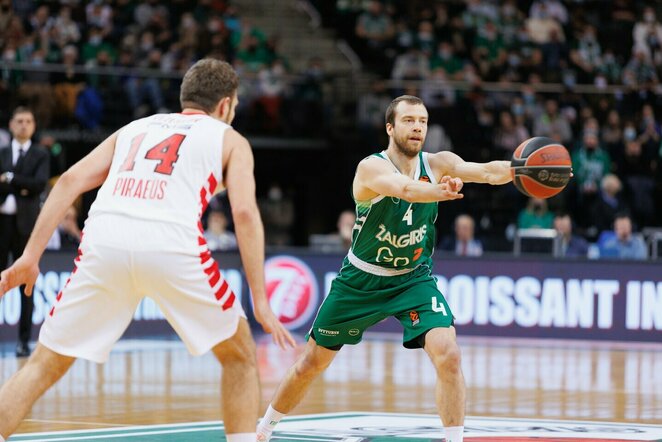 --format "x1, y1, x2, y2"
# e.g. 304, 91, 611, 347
0, 0, 327, 134
2, 0, 662, 257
